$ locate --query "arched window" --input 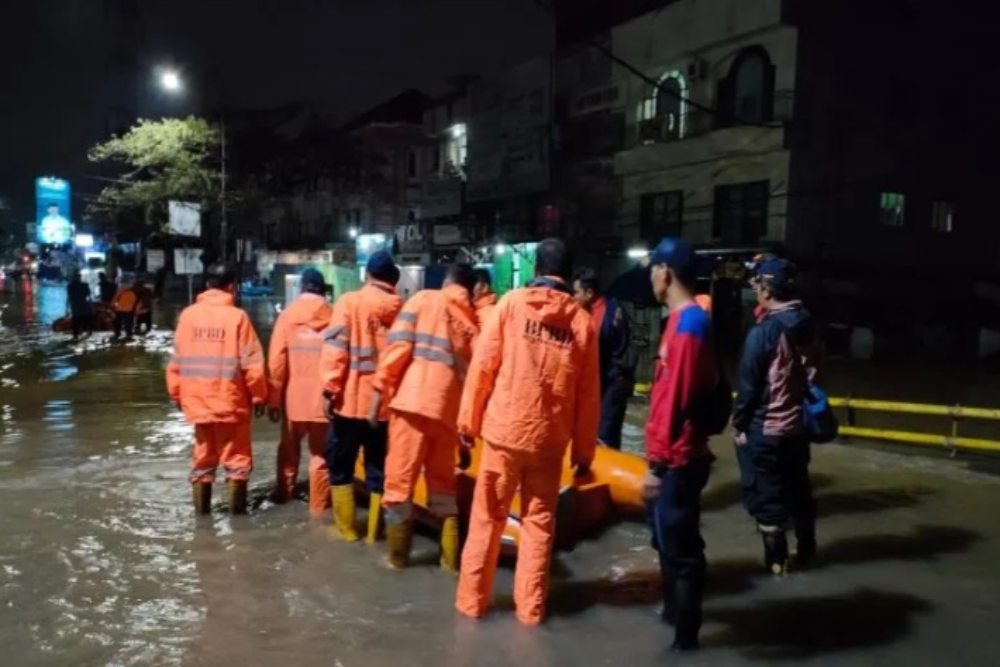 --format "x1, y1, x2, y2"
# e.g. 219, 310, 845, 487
636, 70, 687, 142
719, 47, 775, 126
